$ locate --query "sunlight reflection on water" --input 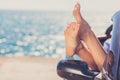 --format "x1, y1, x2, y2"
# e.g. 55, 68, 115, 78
0, 10, 112, 58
